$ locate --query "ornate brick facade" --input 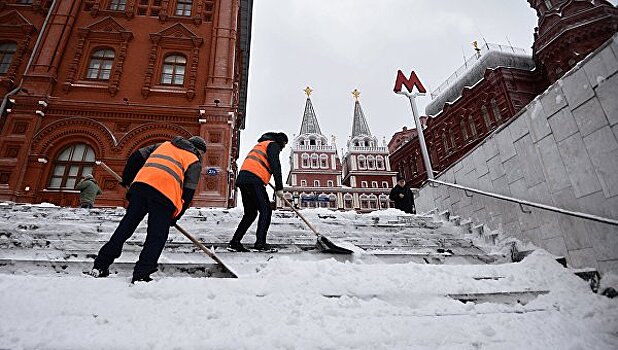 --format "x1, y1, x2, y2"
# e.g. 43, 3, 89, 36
280, 89, 397, 212
389, 0, 617, 189
529, 0, 618, 83
0, 0, 252, 208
